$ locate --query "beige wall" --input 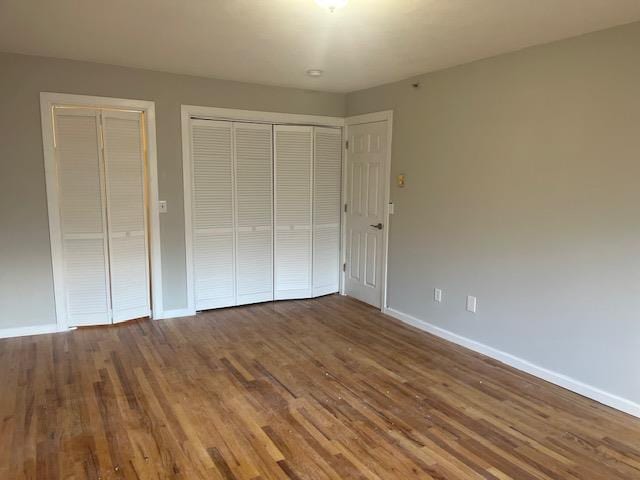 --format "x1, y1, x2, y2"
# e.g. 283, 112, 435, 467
347, 22, 640, 405
0, 52, 346, 329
